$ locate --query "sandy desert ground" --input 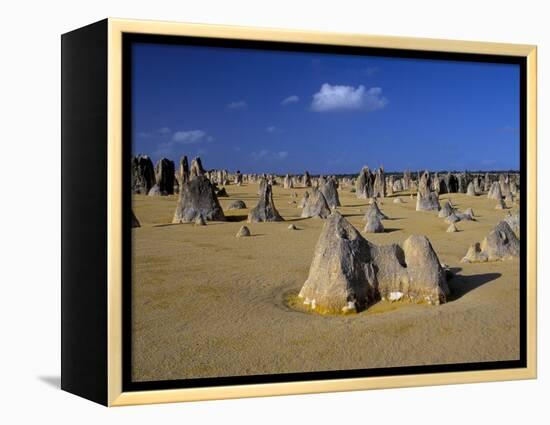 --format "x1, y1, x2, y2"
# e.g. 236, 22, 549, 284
131, 183, 520, 382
